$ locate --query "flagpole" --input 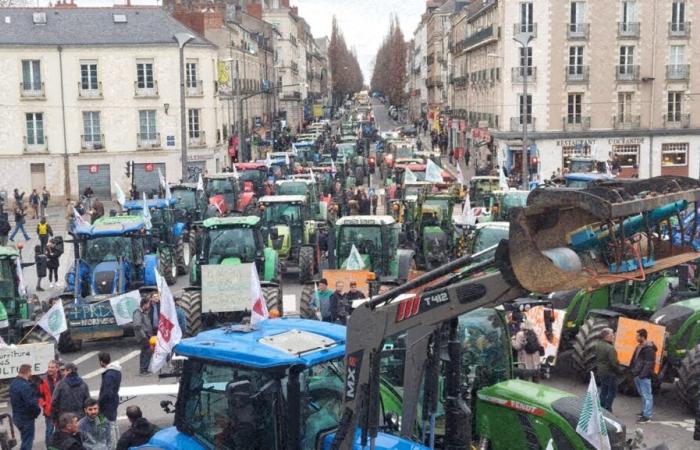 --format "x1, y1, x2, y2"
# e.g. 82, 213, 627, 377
17, 323, 40, 345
